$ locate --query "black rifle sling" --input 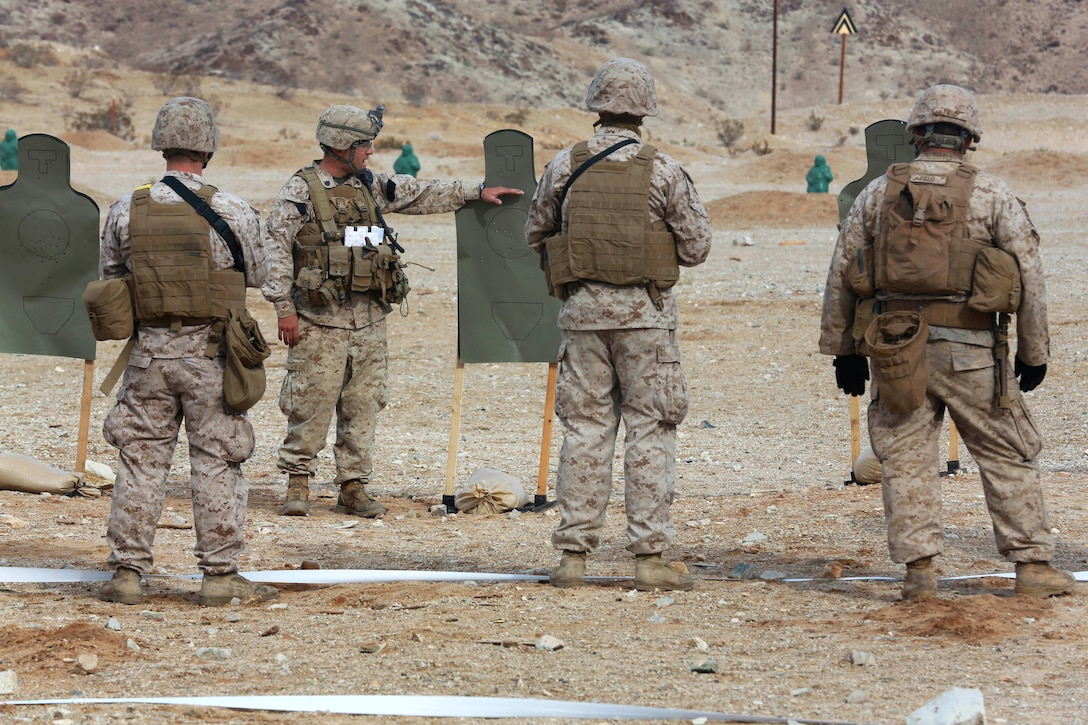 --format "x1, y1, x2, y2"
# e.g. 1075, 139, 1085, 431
160, 175, 246, 274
